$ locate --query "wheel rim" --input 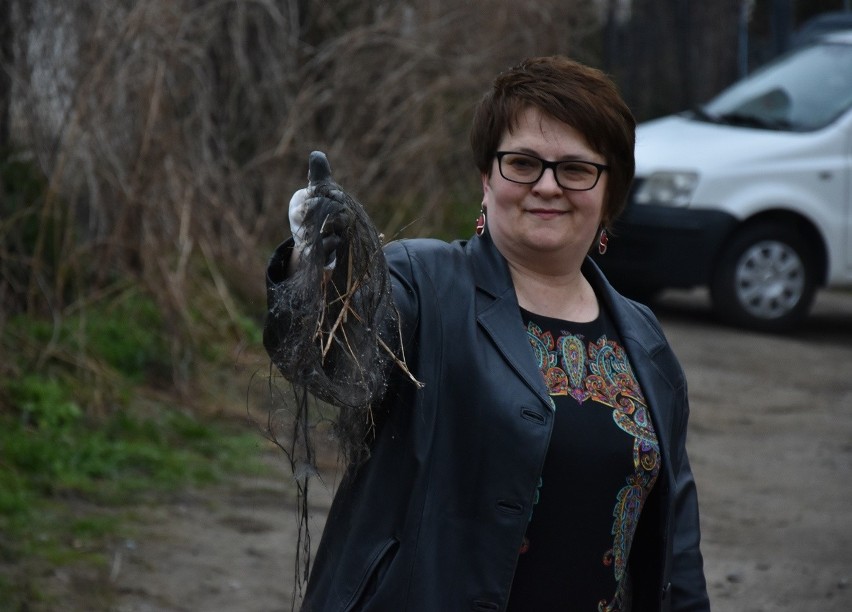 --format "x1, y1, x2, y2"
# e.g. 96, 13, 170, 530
734, 240, 805, 320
